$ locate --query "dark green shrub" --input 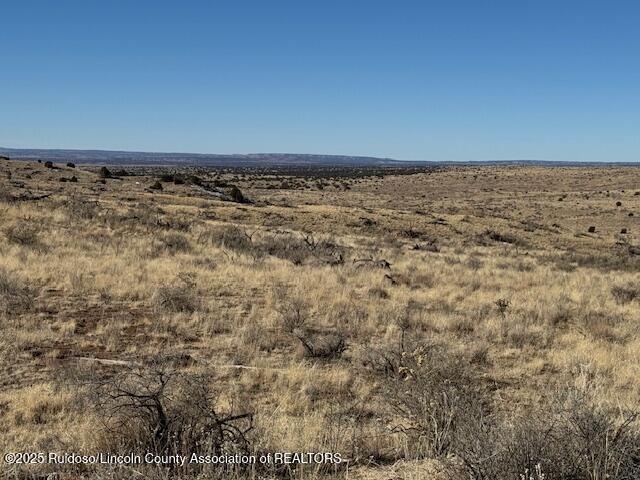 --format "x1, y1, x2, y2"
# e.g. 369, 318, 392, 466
228, 185, 247, 203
